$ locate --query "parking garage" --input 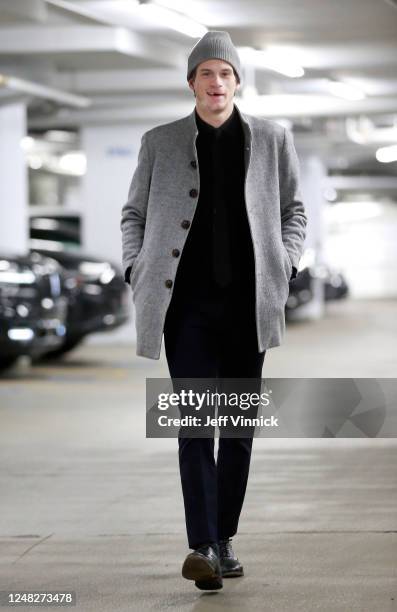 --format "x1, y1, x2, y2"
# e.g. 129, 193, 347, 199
0, 1, 396, 611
